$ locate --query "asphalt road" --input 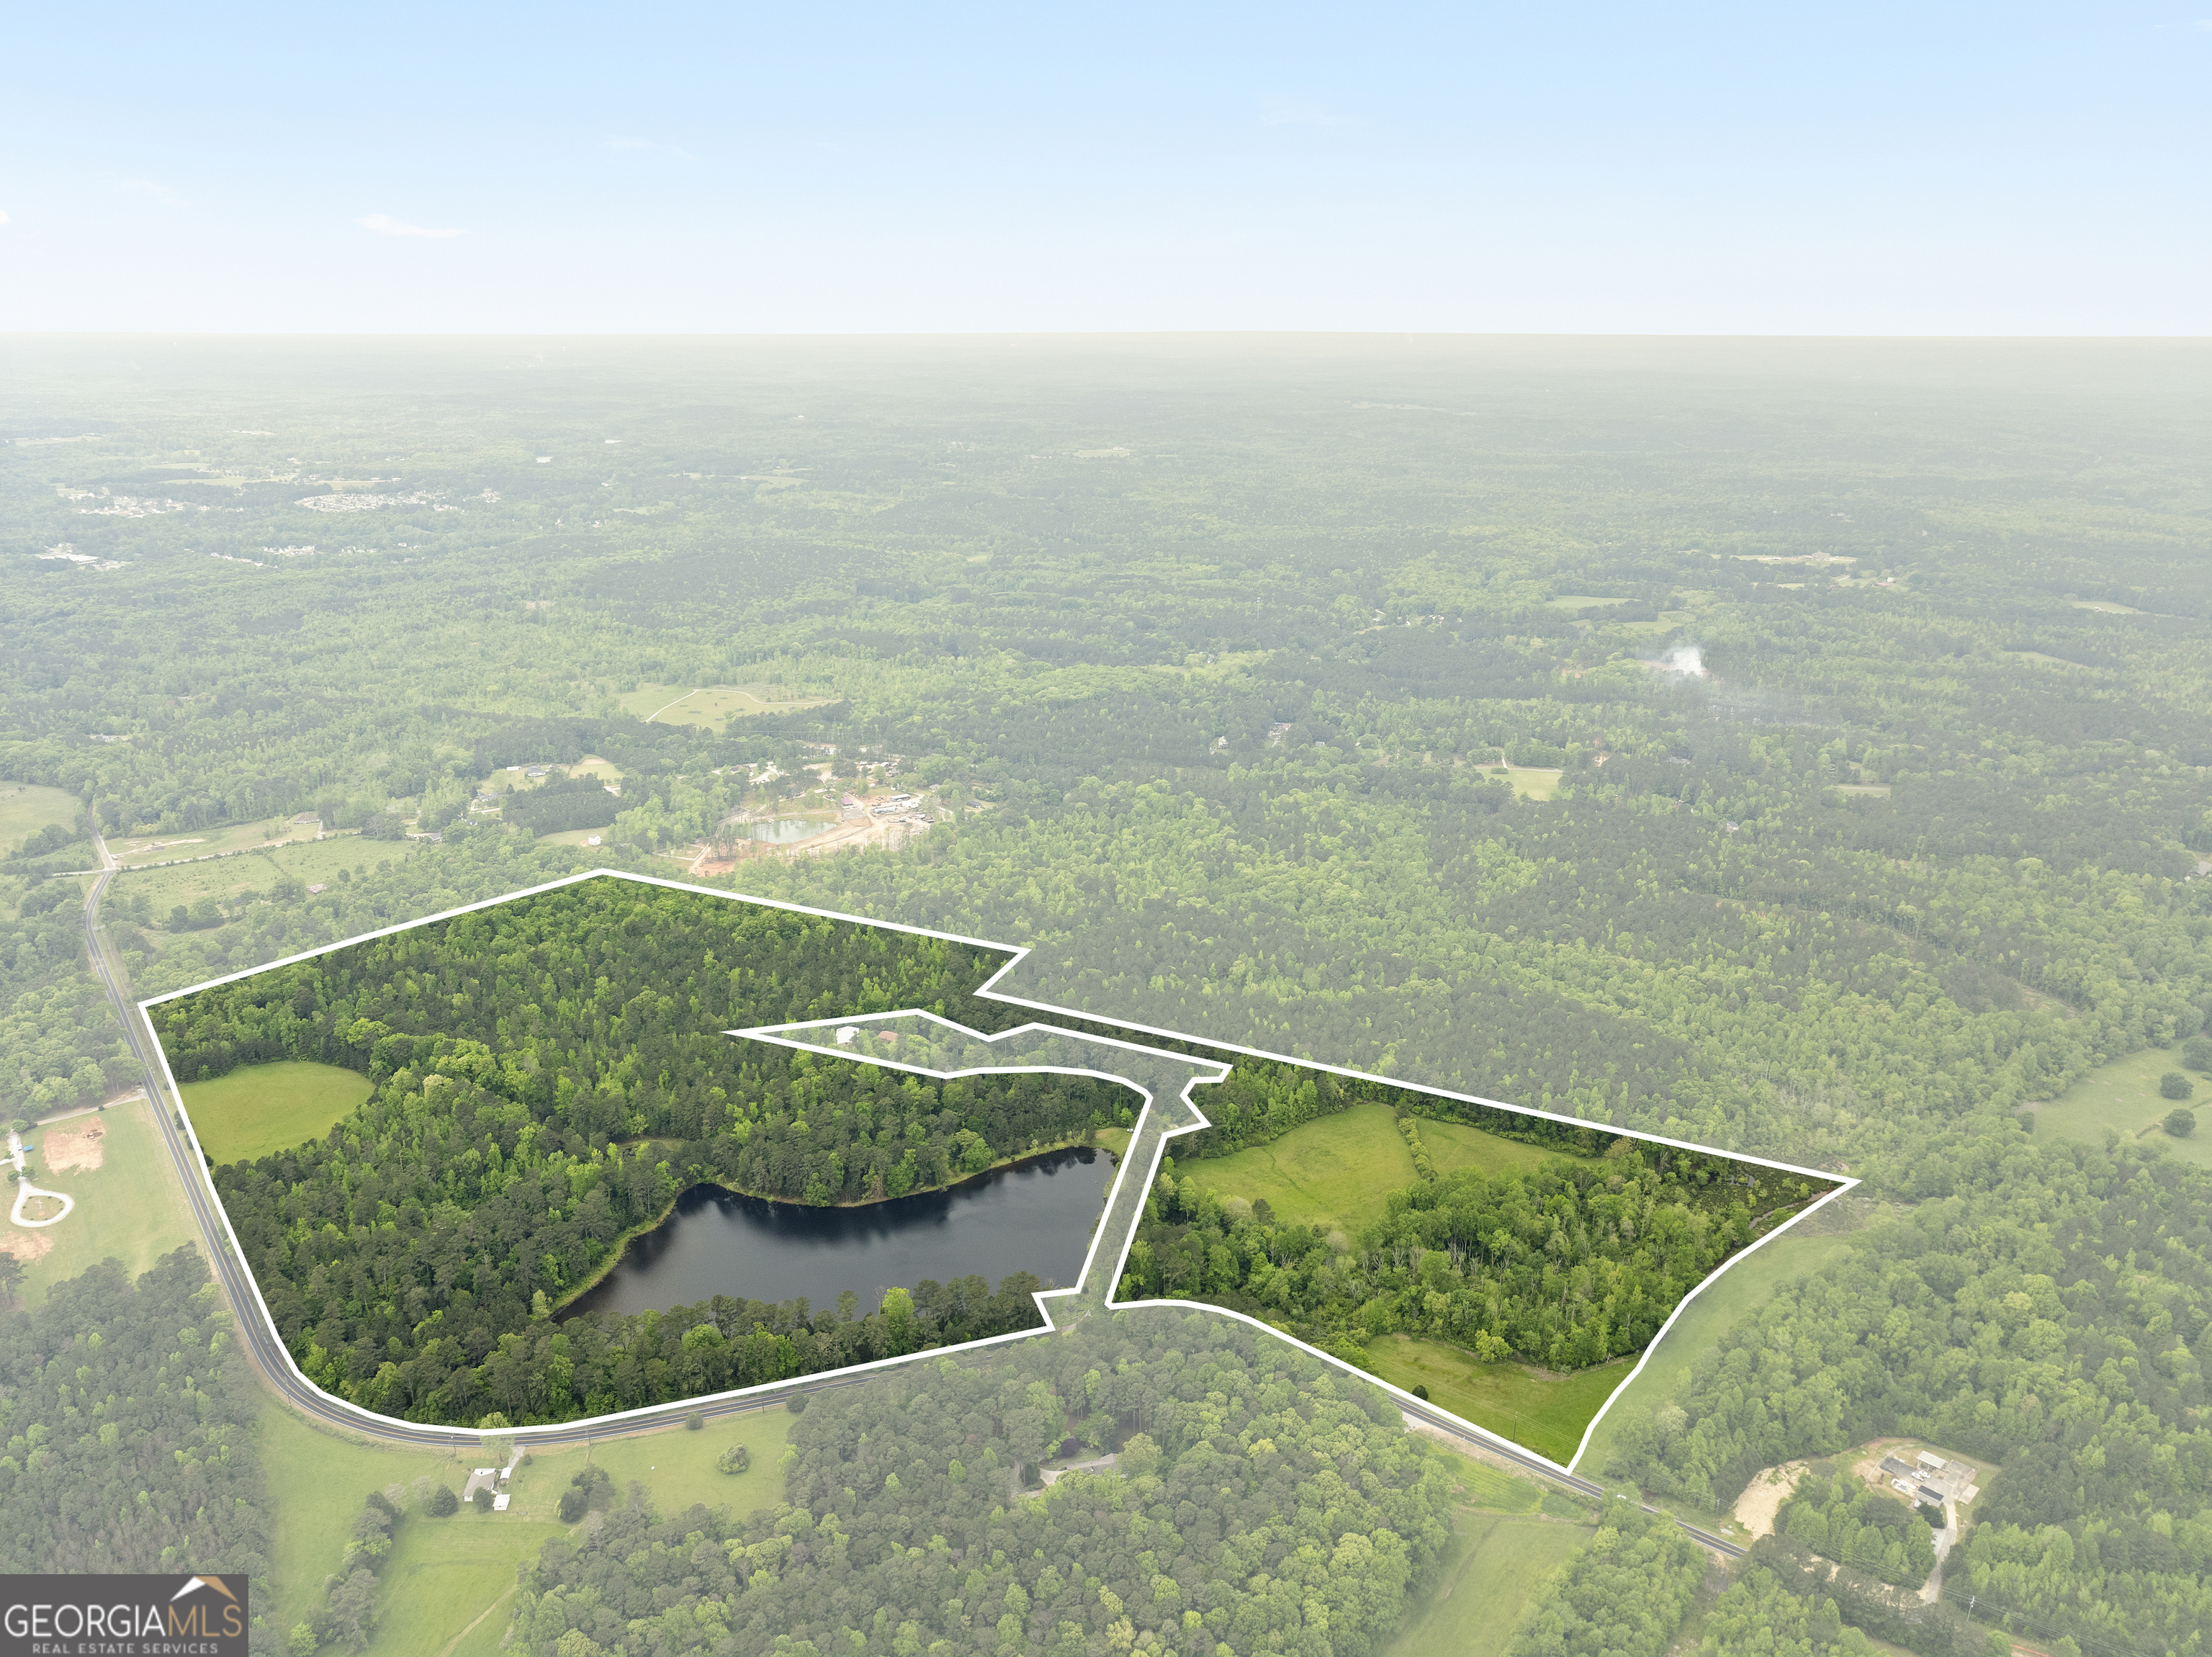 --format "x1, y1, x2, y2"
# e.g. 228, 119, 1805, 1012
73, 835, 1748, 1555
